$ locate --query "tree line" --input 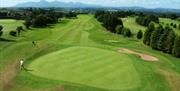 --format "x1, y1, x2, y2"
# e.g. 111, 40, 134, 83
143, 22, 180, 58
95, 11, 132, 37
136, 15, 159, 26
0, 8, 78, 38
23, 8, 77, 28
